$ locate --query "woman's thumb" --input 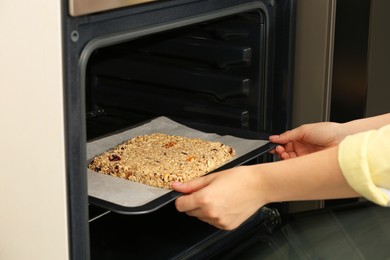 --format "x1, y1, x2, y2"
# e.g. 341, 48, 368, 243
269, 128, 302, 144
171, 175, 210, 193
